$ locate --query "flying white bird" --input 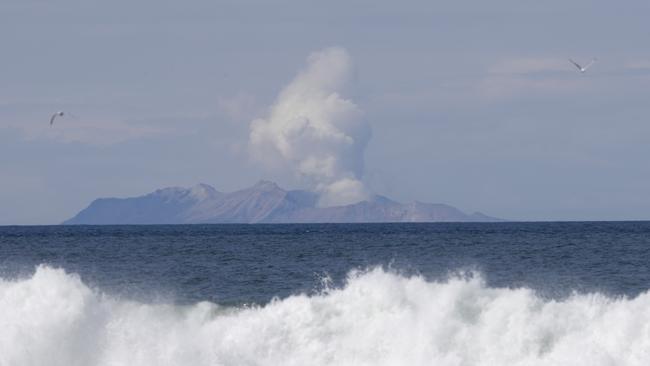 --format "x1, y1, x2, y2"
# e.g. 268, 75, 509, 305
569, 58, 597, 73
49, 111, 64, 126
